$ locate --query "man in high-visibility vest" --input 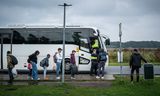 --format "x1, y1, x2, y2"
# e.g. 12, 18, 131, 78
90, 48, 98, 76
91, 38, 99, 54
92, 39, 99, 49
